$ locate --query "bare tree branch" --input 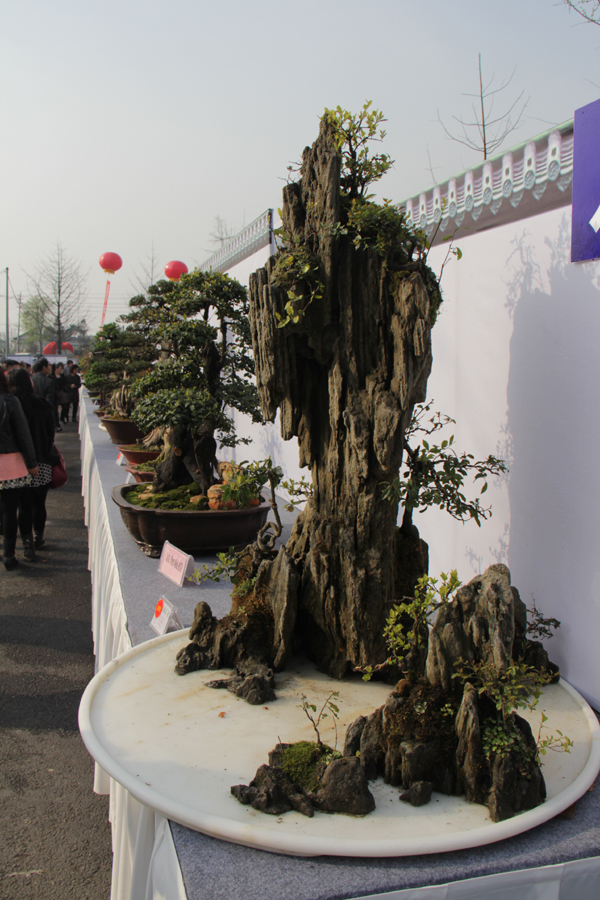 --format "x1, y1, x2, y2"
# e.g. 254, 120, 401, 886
27, 241, 89, 354
130, 240, 162, 296
562, 0, 600, 24
209, 216, 236, 247
438, 54, 529, 160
